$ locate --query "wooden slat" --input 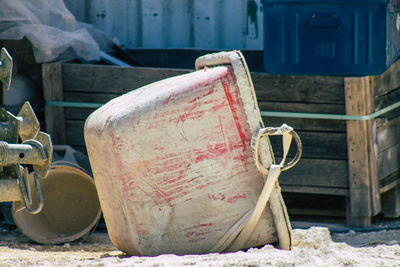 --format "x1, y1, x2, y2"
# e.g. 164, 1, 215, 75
376, 116, 400, 153
374, 87, 400, 113
345, 77, 379, 226
371, 58, 400, 97
62, 63, 191, 93
281, 185, 348, 196
257, 101, 345, 114
279, 158, 348, 188
286, 208, 346, 217
263, 117, 347, 132
377, 143, 400, 180
64, 92, 119, 103
251, 72, 345, 104
64, 108, 95, 121
365, 77, 382, 217
61, 64, 346, 105
42, 63, 66, 144
379, 171, 400, 194
270, 131, 347, 160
